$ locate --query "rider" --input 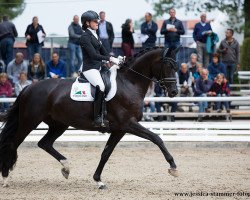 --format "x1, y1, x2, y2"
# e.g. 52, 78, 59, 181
80, 10, 120, 128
